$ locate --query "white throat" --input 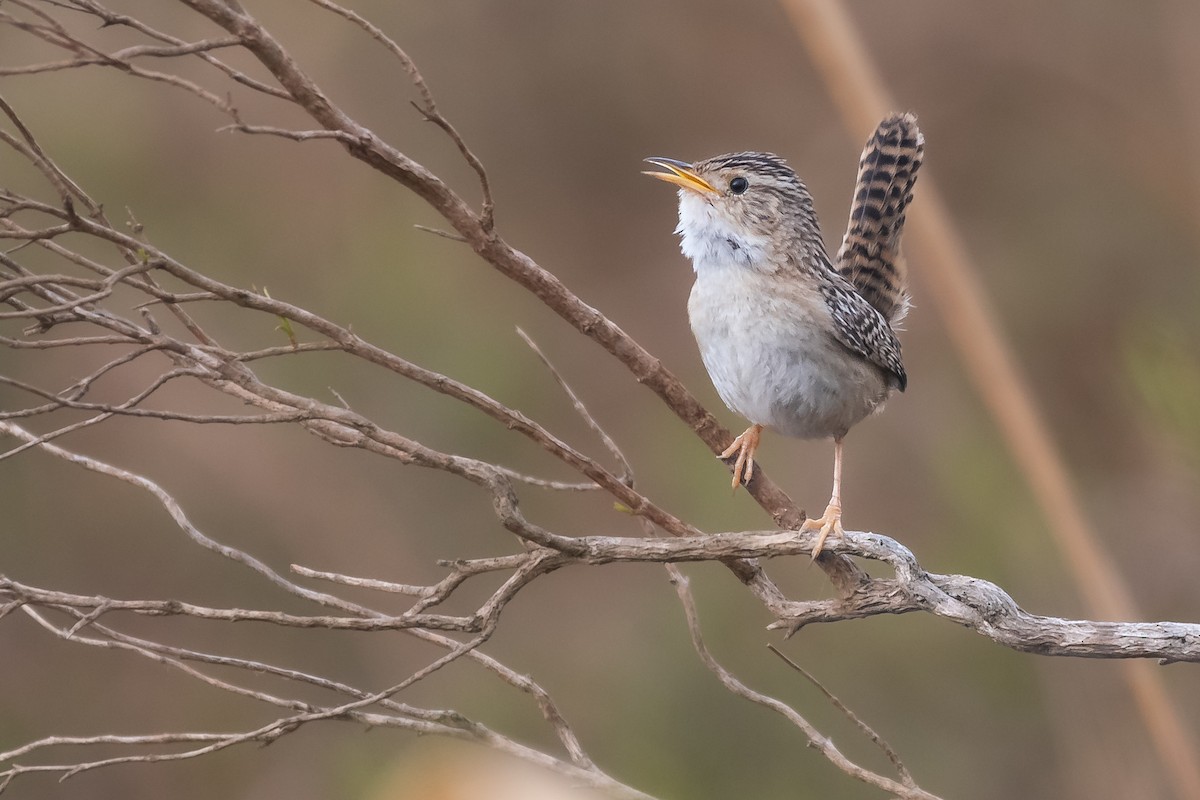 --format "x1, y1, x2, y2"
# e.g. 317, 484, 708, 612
674, 191, 771, 275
